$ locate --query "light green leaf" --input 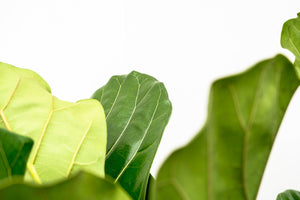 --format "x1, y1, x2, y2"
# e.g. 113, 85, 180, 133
92, 71, 172, 200
281, 13, 300, 78
151, 55, 299, 200
0, 128, 33, 180
277, 190, 300, 200
0, 172, 132, 200
0, 62, 107, 184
